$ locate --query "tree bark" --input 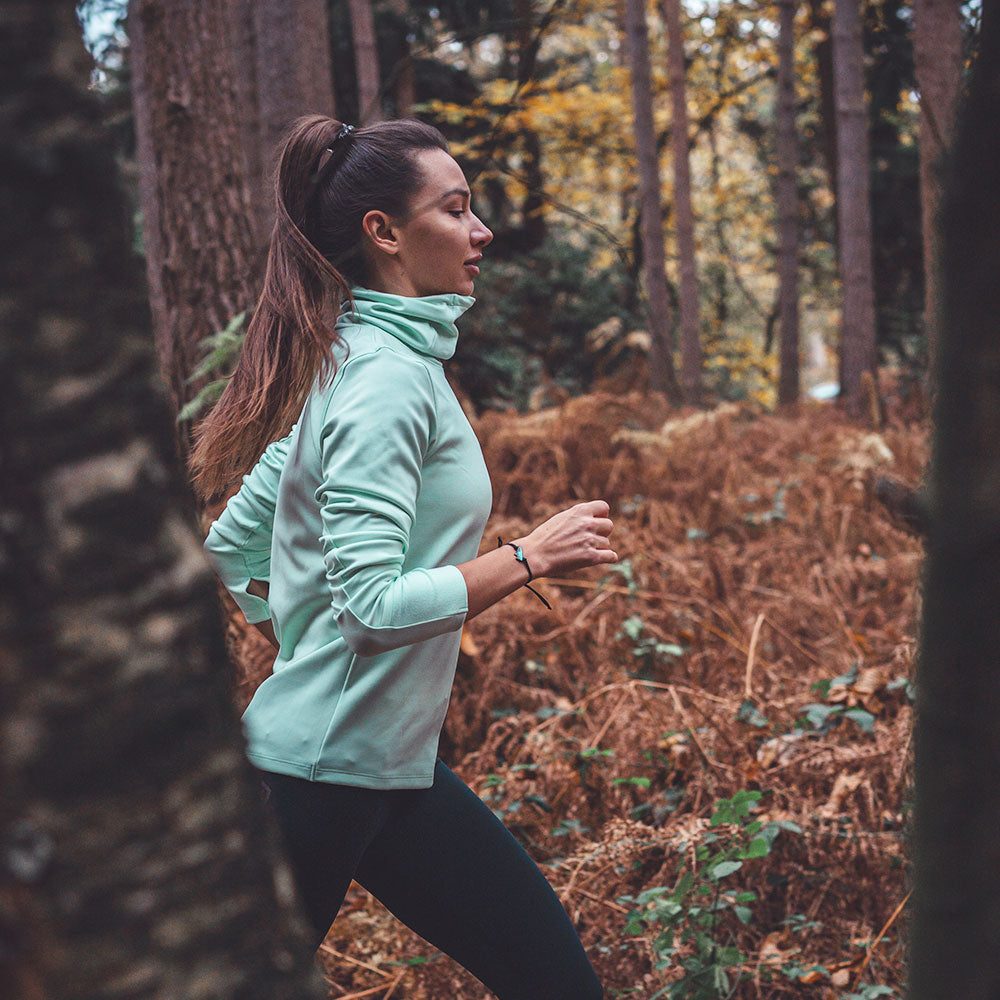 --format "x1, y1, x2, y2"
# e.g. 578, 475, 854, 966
387, 0, 416, 115
349, 0, 382, 123
621, 0, 682, 402
0, 2, 323, 995
832, 0, 877, 416
129, 0, 260, 420
911, 7, 1000, 997
913, 0, 963, 358
253, 0, 335, 237
807, 0, 839, 236
515, 0, 548, 250
776, 0, 801, 407
225, 0, 268, 248
662, 0, 701, 404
